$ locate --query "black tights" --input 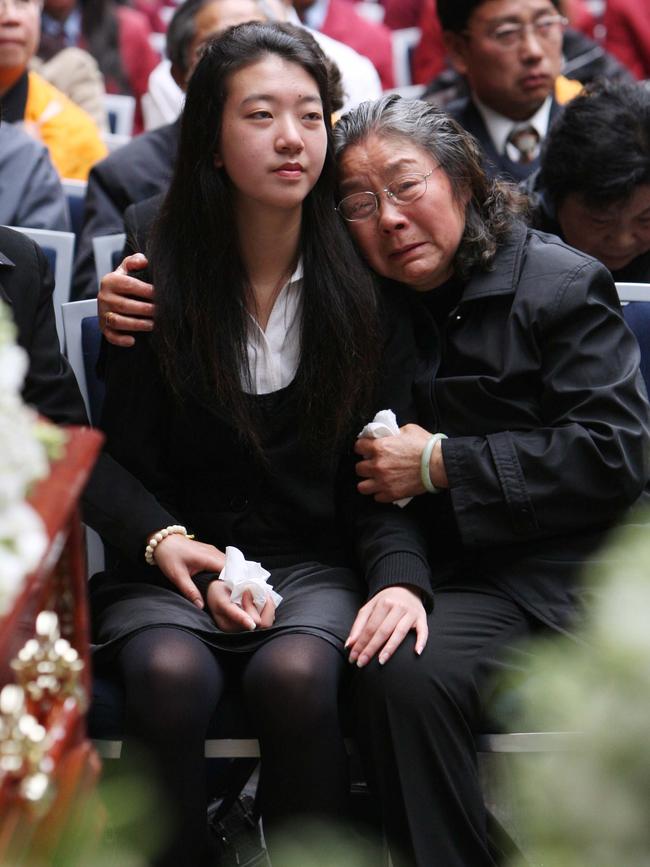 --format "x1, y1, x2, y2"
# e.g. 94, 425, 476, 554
116, 628, 348, 866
